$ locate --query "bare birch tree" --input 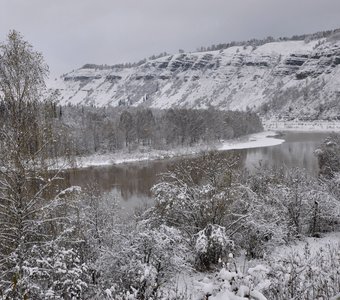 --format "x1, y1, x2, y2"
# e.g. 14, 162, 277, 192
0, 30, 87, 299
